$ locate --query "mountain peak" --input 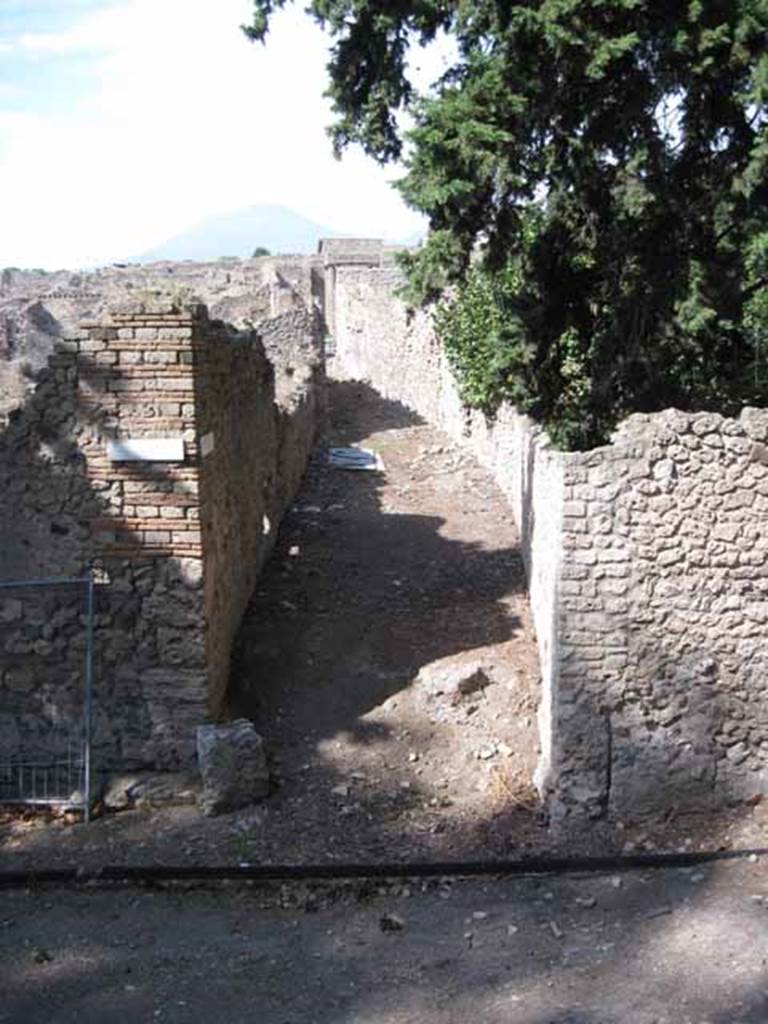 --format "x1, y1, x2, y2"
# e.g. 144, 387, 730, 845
133, 204, 341, 263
